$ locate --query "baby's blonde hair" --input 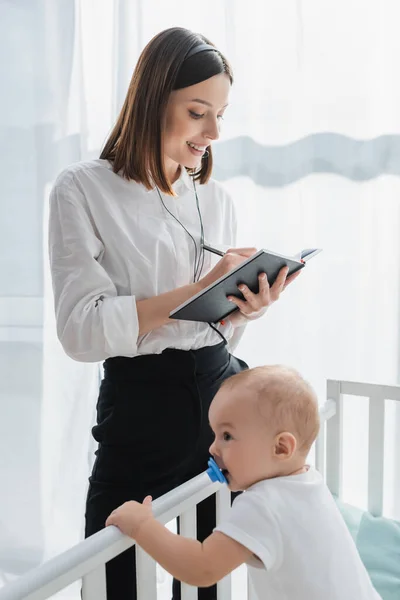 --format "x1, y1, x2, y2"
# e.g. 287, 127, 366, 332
221, 365, 320, 455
